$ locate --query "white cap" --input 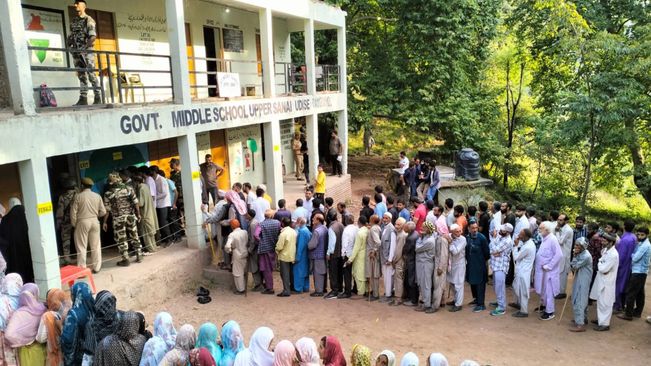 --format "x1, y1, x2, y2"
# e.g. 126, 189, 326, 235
449, 224, 460, 231
501, 223, 514, 233
258, 184, 267, 192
